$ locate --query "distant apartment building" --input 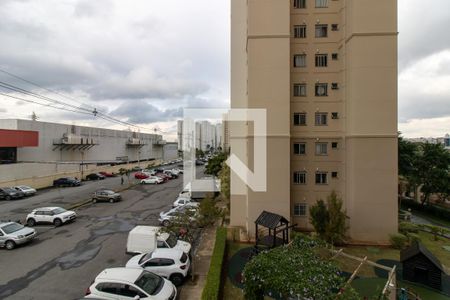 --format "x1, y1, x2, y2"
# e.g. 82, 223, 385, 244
230, 0, 398, 243
177, 120, 223, 152
406, 134, 450, 150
